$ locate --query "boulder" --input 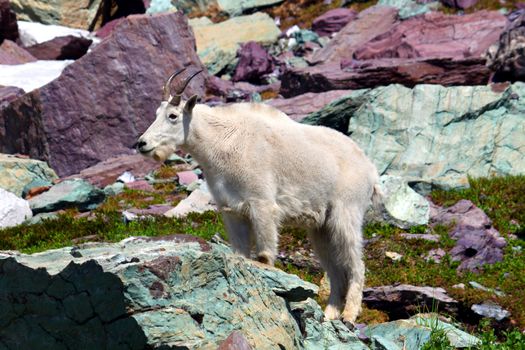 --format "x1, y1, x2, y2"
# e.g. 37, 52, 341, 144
302, 83, 525, 191
363, 285, 459, 318
352, 11, 505, 61
0, 59, 73, 91
65, 154, 159, 188
191, 12, 280, 75
308, 6, 399, 66
232, 41, 274, 84
0, 188, 32, 228
1, 12, 206, 177
431, 200, 507, 271
0, 39, 36, 64
10, 0, 103, 30
28, 178, 105, 214
0, 235, 352, 349
25, 35, 93, 60
311, 8, 357, 37
0, 154, 58, 197
440, 0, 478, 9
16, 20, 95, 47
284, 10, 508, 96
486, 11, 525, 82
267, 90, 352, 122
367, 175, 430, 229
0, 0, 18, 43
